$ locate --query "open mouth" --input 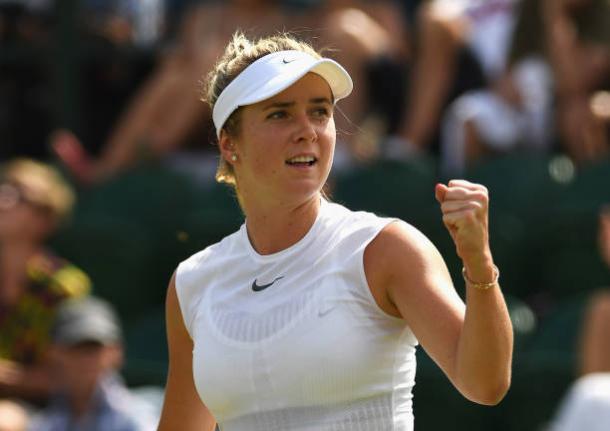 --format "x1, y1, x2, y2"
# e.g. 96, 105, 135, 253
285, 155, 317, 167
